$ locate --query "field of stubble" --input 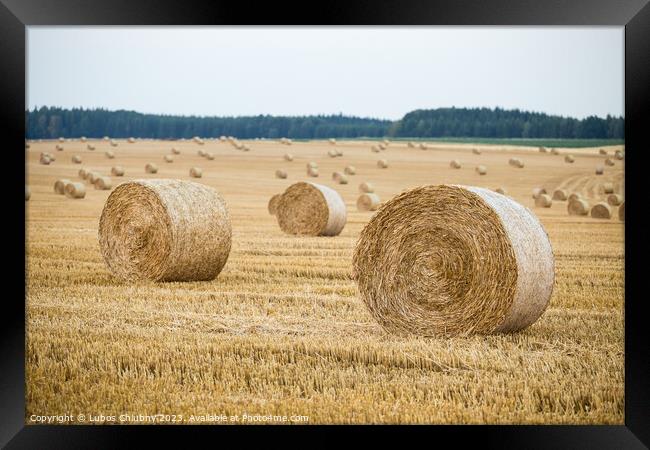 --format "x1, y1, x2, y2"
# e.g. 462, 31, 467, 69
26, 138, 624, 424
